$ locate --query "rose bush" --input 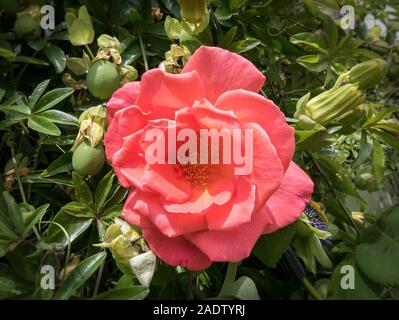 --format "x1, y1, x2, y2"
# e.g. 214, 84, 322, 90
105, 46, 314, 270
